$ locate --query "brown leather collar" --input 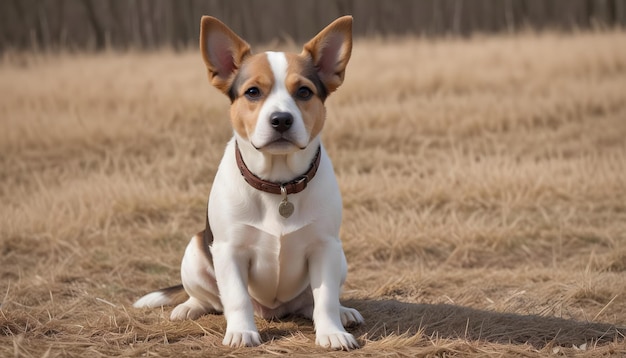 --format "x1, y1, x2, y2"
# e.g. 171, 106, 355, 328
235, 141, 321, 195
